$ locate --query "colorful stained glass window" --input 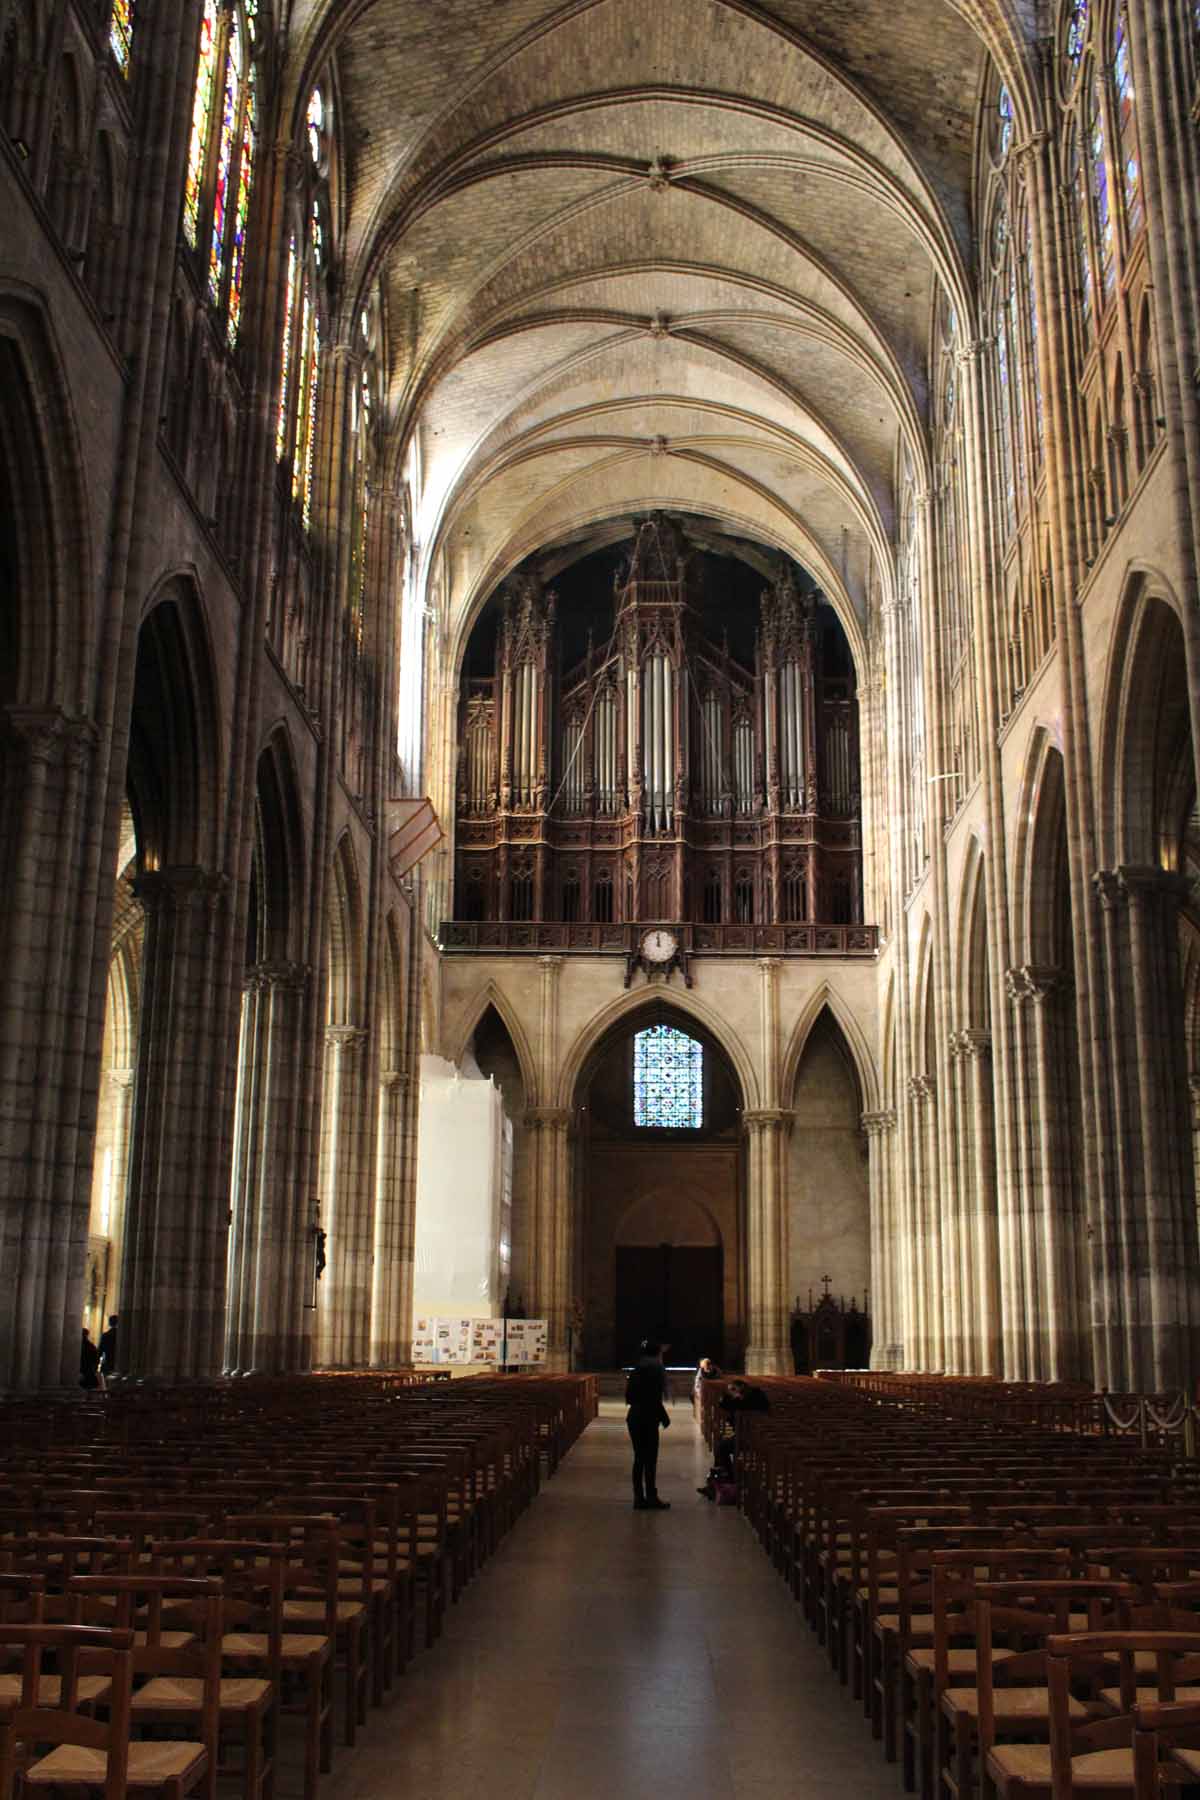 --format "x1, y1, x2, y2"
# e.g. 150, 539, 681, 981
110, 0, 134, 74
633, 1026, 703, 1129
208, 13, 241, 303
1113, 14, 1143, 239
1068, 126, 1093, 334
995, 303, 1016, 538
307, 88, 324, 166
183, 0, 219, 247
300, 309, 320, 528
1007, 259, 1027, 497
1089, 70, 1115, 298
1025, 219, 1044, 457
292, 290, 313, 502
276, 236, 297, 462
996, 86, 1013, 162
1066, 0, 1089, 67
226, 69, 255, 344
